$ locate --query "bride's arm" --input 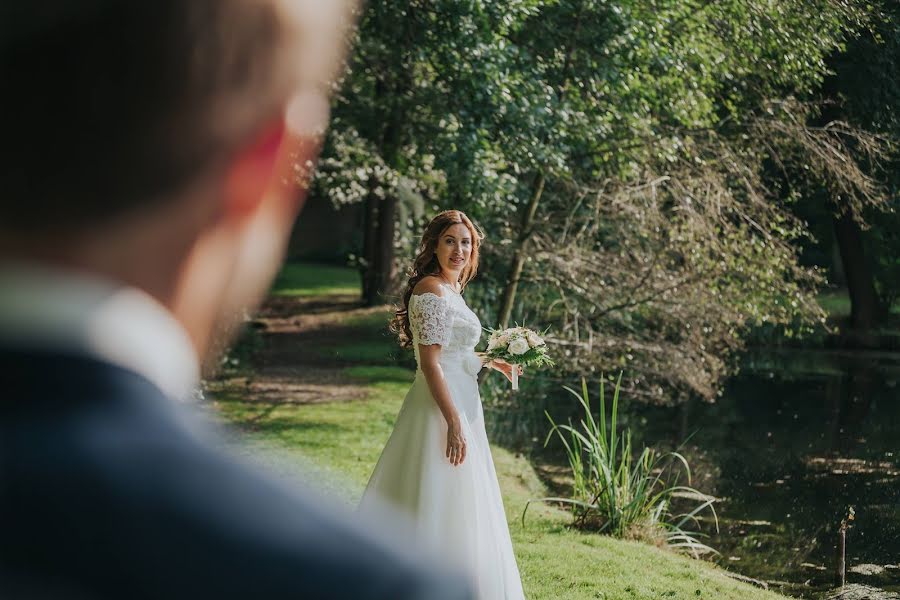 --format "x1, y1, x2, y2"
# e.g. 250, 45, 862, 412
419, 343, 466, 466
411, 277, 466, 466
